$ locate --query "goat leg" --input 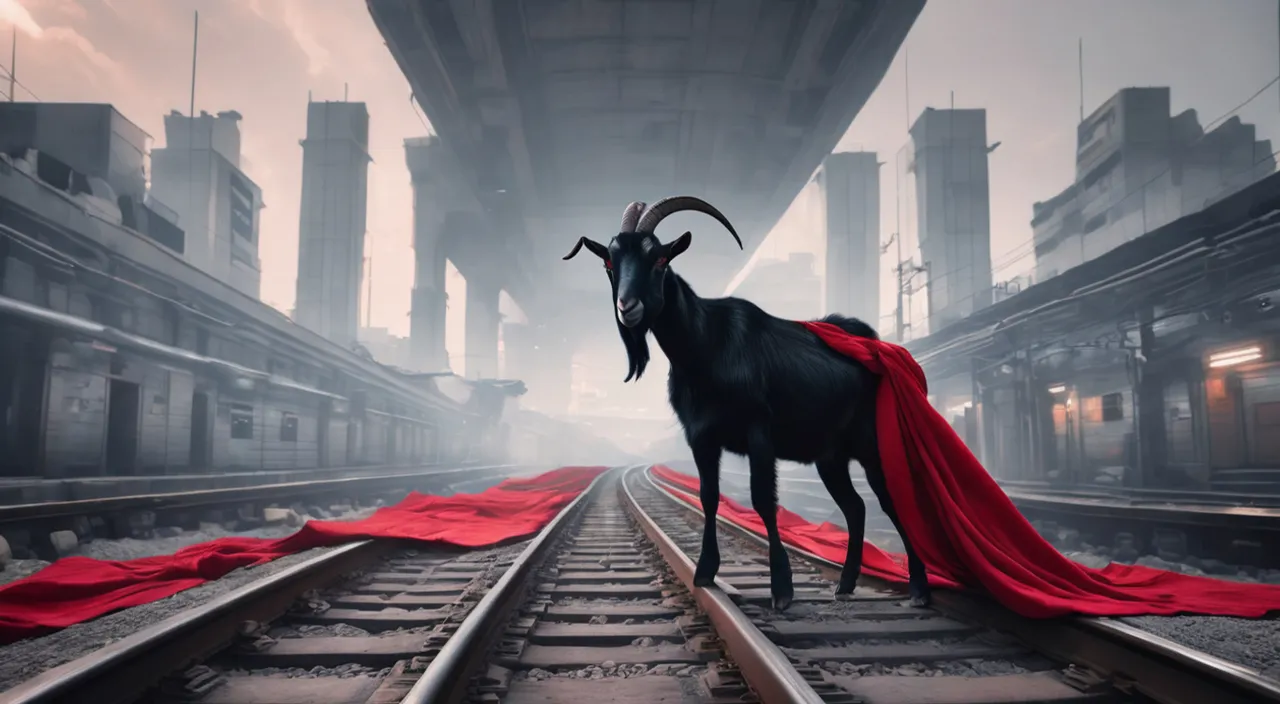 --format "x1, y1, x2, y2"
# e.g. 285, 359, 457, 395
863, 455, 932, 608
690, 438, 722, 587
747, 428, 793, 611
814, 457, 867, 595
